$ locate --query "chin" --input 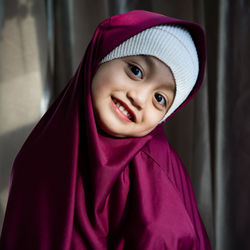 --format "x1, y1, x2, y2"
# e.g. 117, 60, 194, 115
102, 128, 128, 138
95, 118, 126, 138
102, 126, 151, 138
95, 112, 155, 138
